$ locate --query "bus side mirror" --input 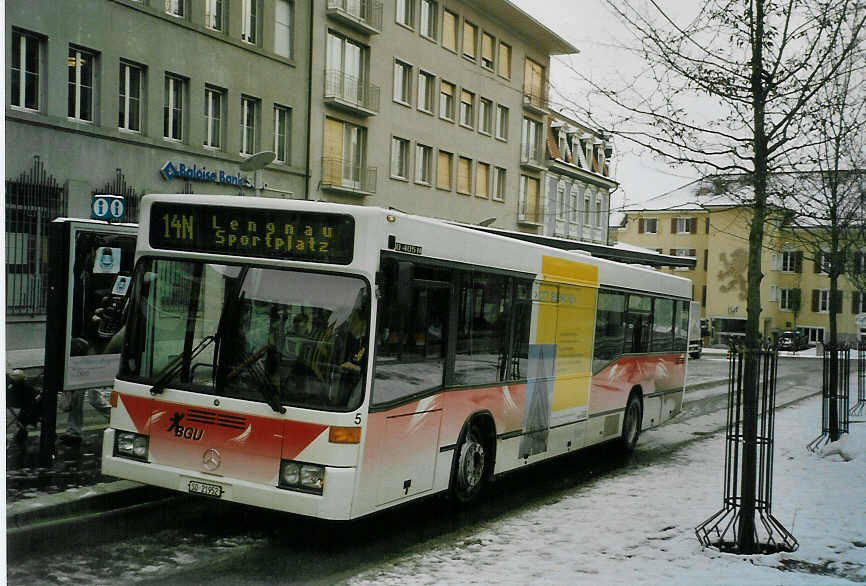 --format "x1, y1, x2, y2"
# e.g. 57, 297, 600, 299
397, 261, 413, 311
